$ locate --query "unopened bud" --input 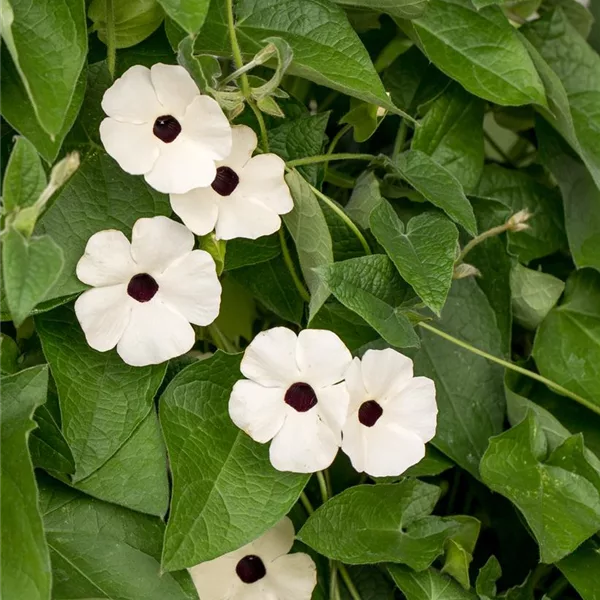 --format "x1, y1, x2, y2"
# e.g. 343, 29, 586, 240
49, 152, 80, 189
507, 209, 532, 232
453, 263, 481, 280
254, 43, 277, 65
